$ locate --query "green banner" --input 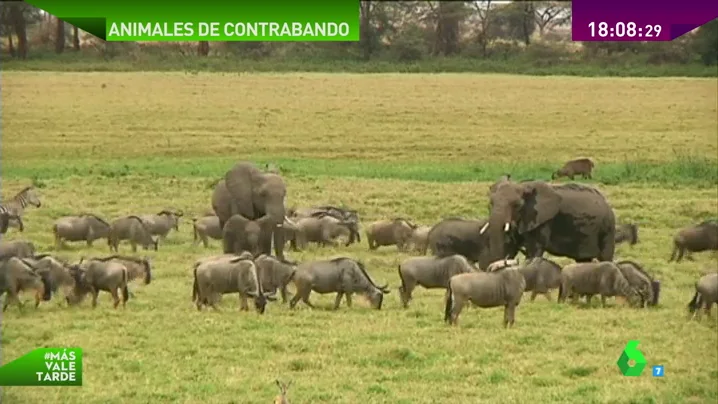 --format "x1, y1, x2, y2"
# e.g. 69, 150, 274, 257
0, 347, 83, 386
25, 0, 360, 42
